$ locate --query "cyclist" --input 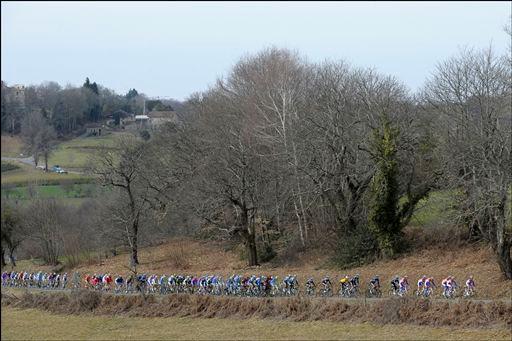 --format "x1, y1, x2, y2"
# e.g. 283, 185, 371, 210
390, 275, 400, 295
441, 276, 450, 297
320, 276, 331, 295
464, 275, 475, 297
417, 275, 427, 296
349, 274, 360, 296
399, 275, 409, 295
306, 277, 316, 296
339, 275, 349, 296
447, 276, 458, 297
115, 275, 124, 293
369, 275, 381, 296
423, 277, 436, 297
159, 274, 167, 294
61, 273, 68, 289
